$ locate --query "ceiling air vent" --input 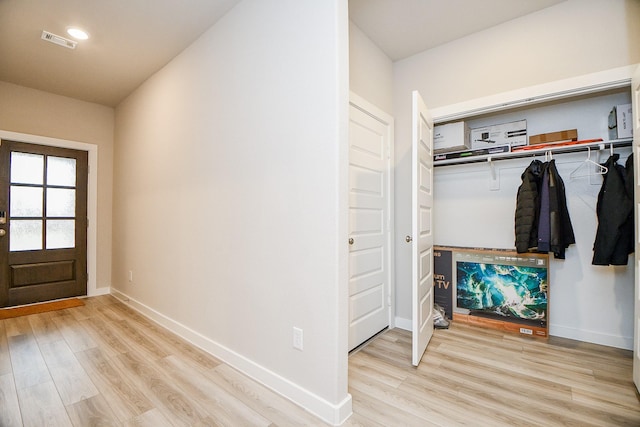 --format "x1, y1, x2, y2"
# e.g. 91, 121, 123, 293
41, 30, 77, 49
